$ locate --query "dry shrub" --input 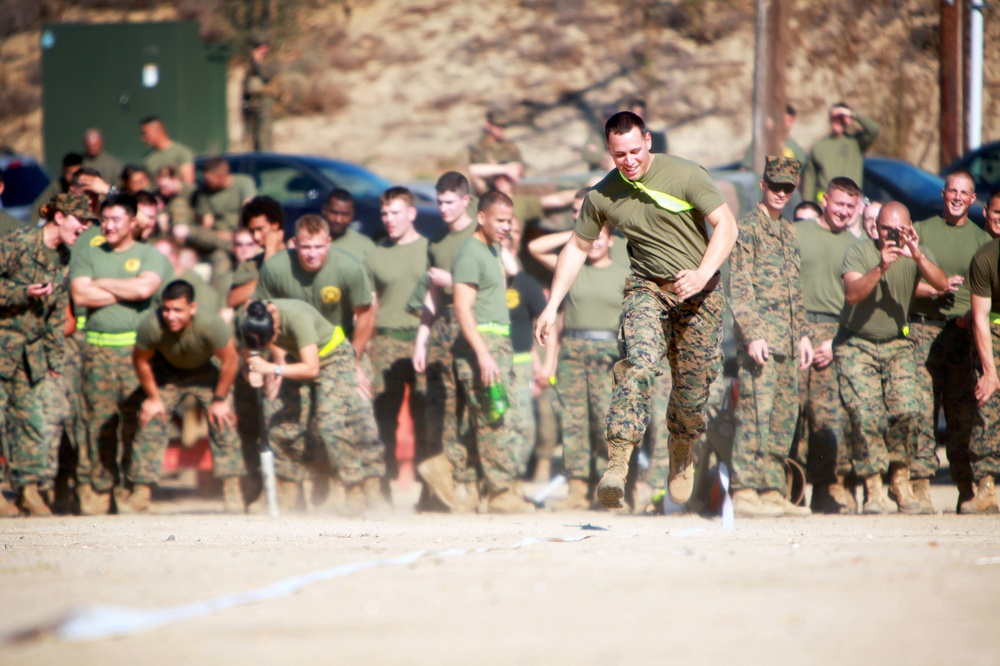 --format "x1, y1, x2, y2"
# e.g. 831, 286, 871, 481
282, 69, 349, 116
328, 34, 384, 71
